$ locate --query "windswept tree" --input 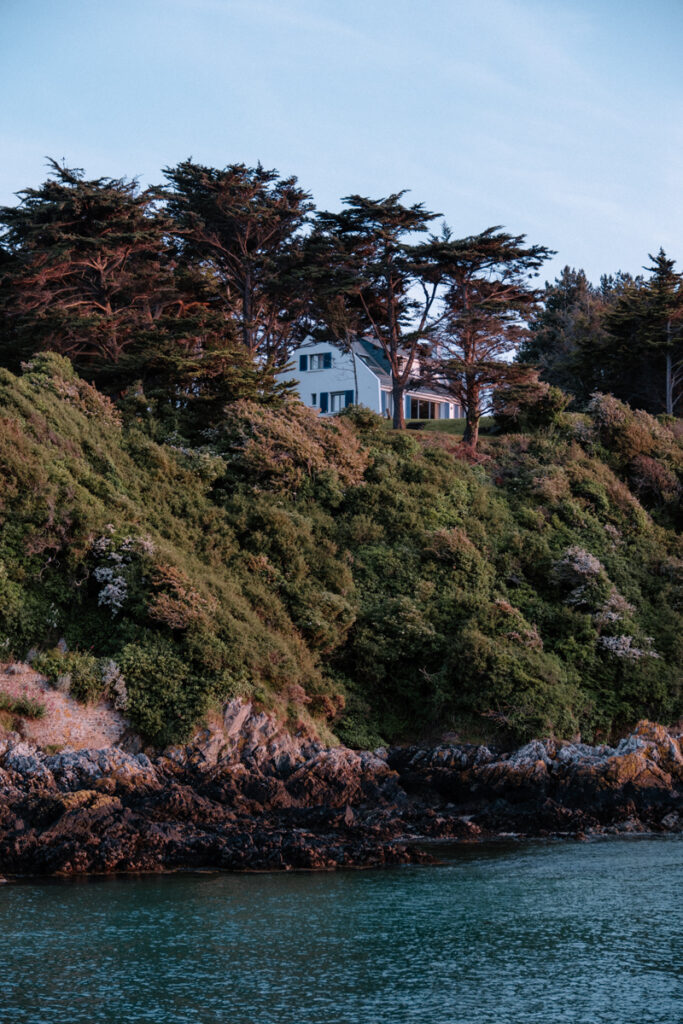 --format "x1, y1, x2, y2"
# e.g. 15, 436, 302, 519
162, 160, 313, 365
0, 160, 205, 387
425, 227, 554, 446
312, 193, 441, 429
300, 225, 371, 401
